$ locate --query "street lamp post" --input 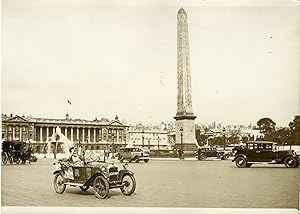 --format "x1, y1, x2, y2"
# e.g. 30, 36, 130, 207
157, 136, 160, 151
112, 133, 115, 153
180, 127, 183, 159
142, 129, 144, 147
106, 134, 108, 152
222, 128, 226, 150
